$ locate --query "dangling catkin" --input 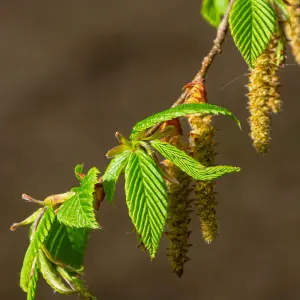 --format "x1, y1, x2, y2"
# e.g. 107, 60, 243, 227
247, 35, 282, 153
184, 80, 219, 244
285, 0, 300, 64
165, 136, 193, 277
